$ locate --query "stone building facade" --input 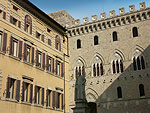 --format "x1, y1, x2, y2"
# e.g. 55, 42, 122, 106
65, 2, 150, 113
0, 0, 70, 113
